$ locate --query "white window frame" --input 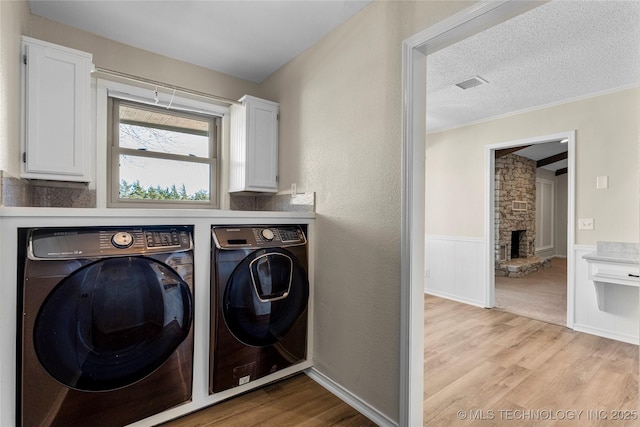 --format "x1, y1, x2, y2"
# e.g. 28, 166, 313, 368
95, 79, 229, 209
